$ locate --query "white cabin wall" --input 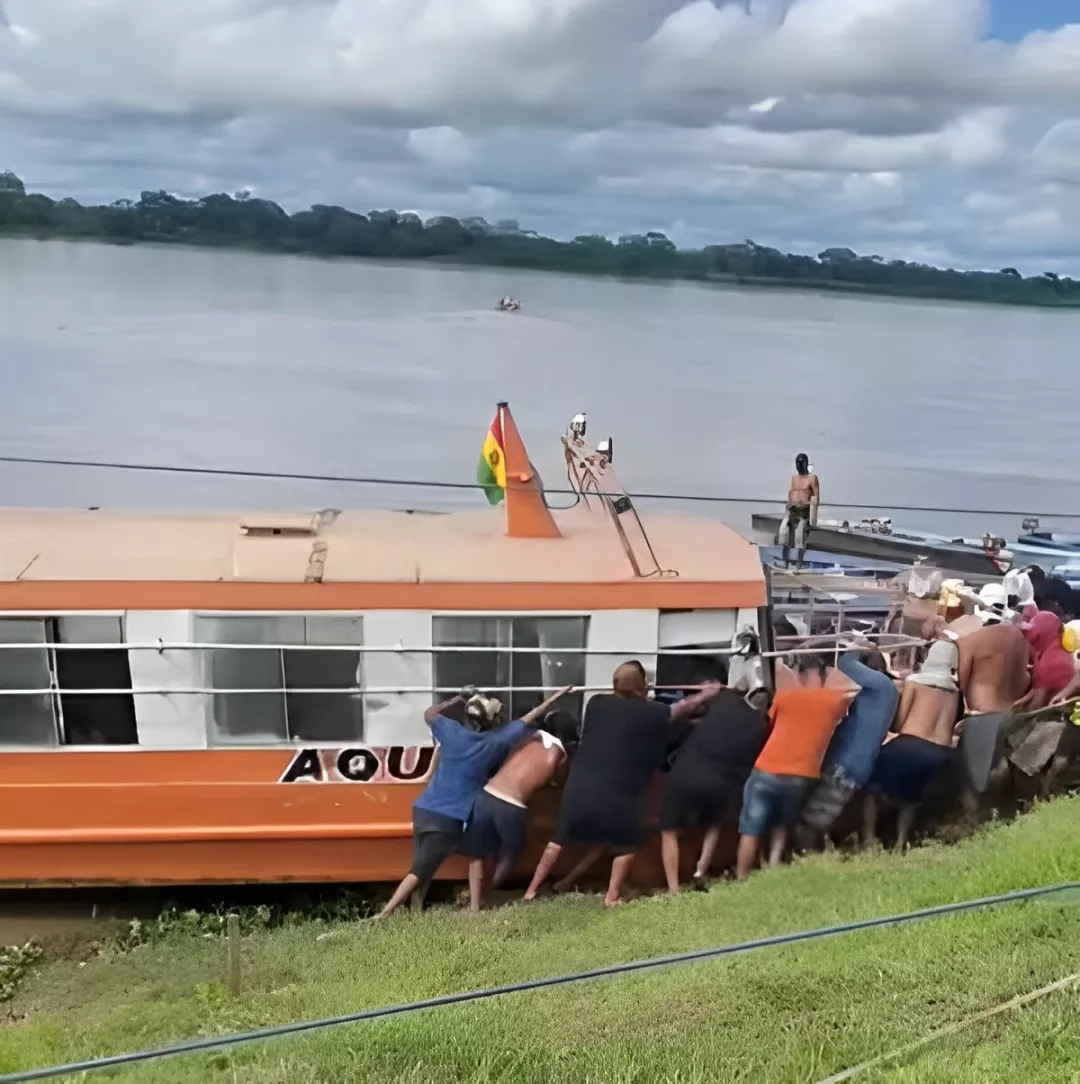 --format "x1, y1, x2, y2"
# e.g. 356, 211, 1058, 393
736, 608, 762, 636
657, 609, 738, 648
126, 610, 207, 749
361, 611, 433, 746
585, 610, 658, 703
